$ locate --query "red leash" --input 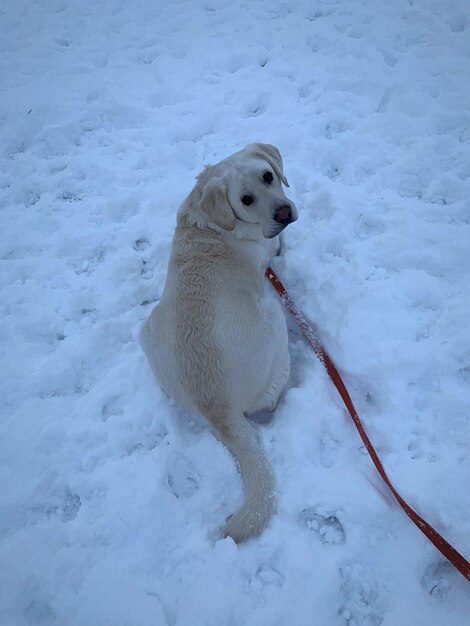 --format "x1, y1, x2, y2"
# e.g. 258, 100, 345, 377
266, 266, 470, 583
